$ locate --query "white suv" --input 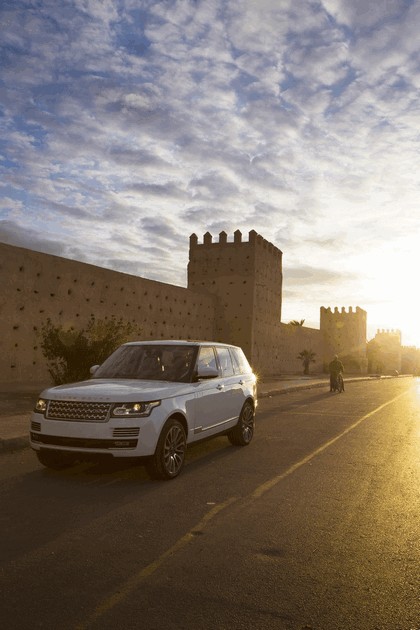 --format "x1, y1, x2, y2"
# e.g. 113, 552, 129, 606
31, 340, 257, 479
